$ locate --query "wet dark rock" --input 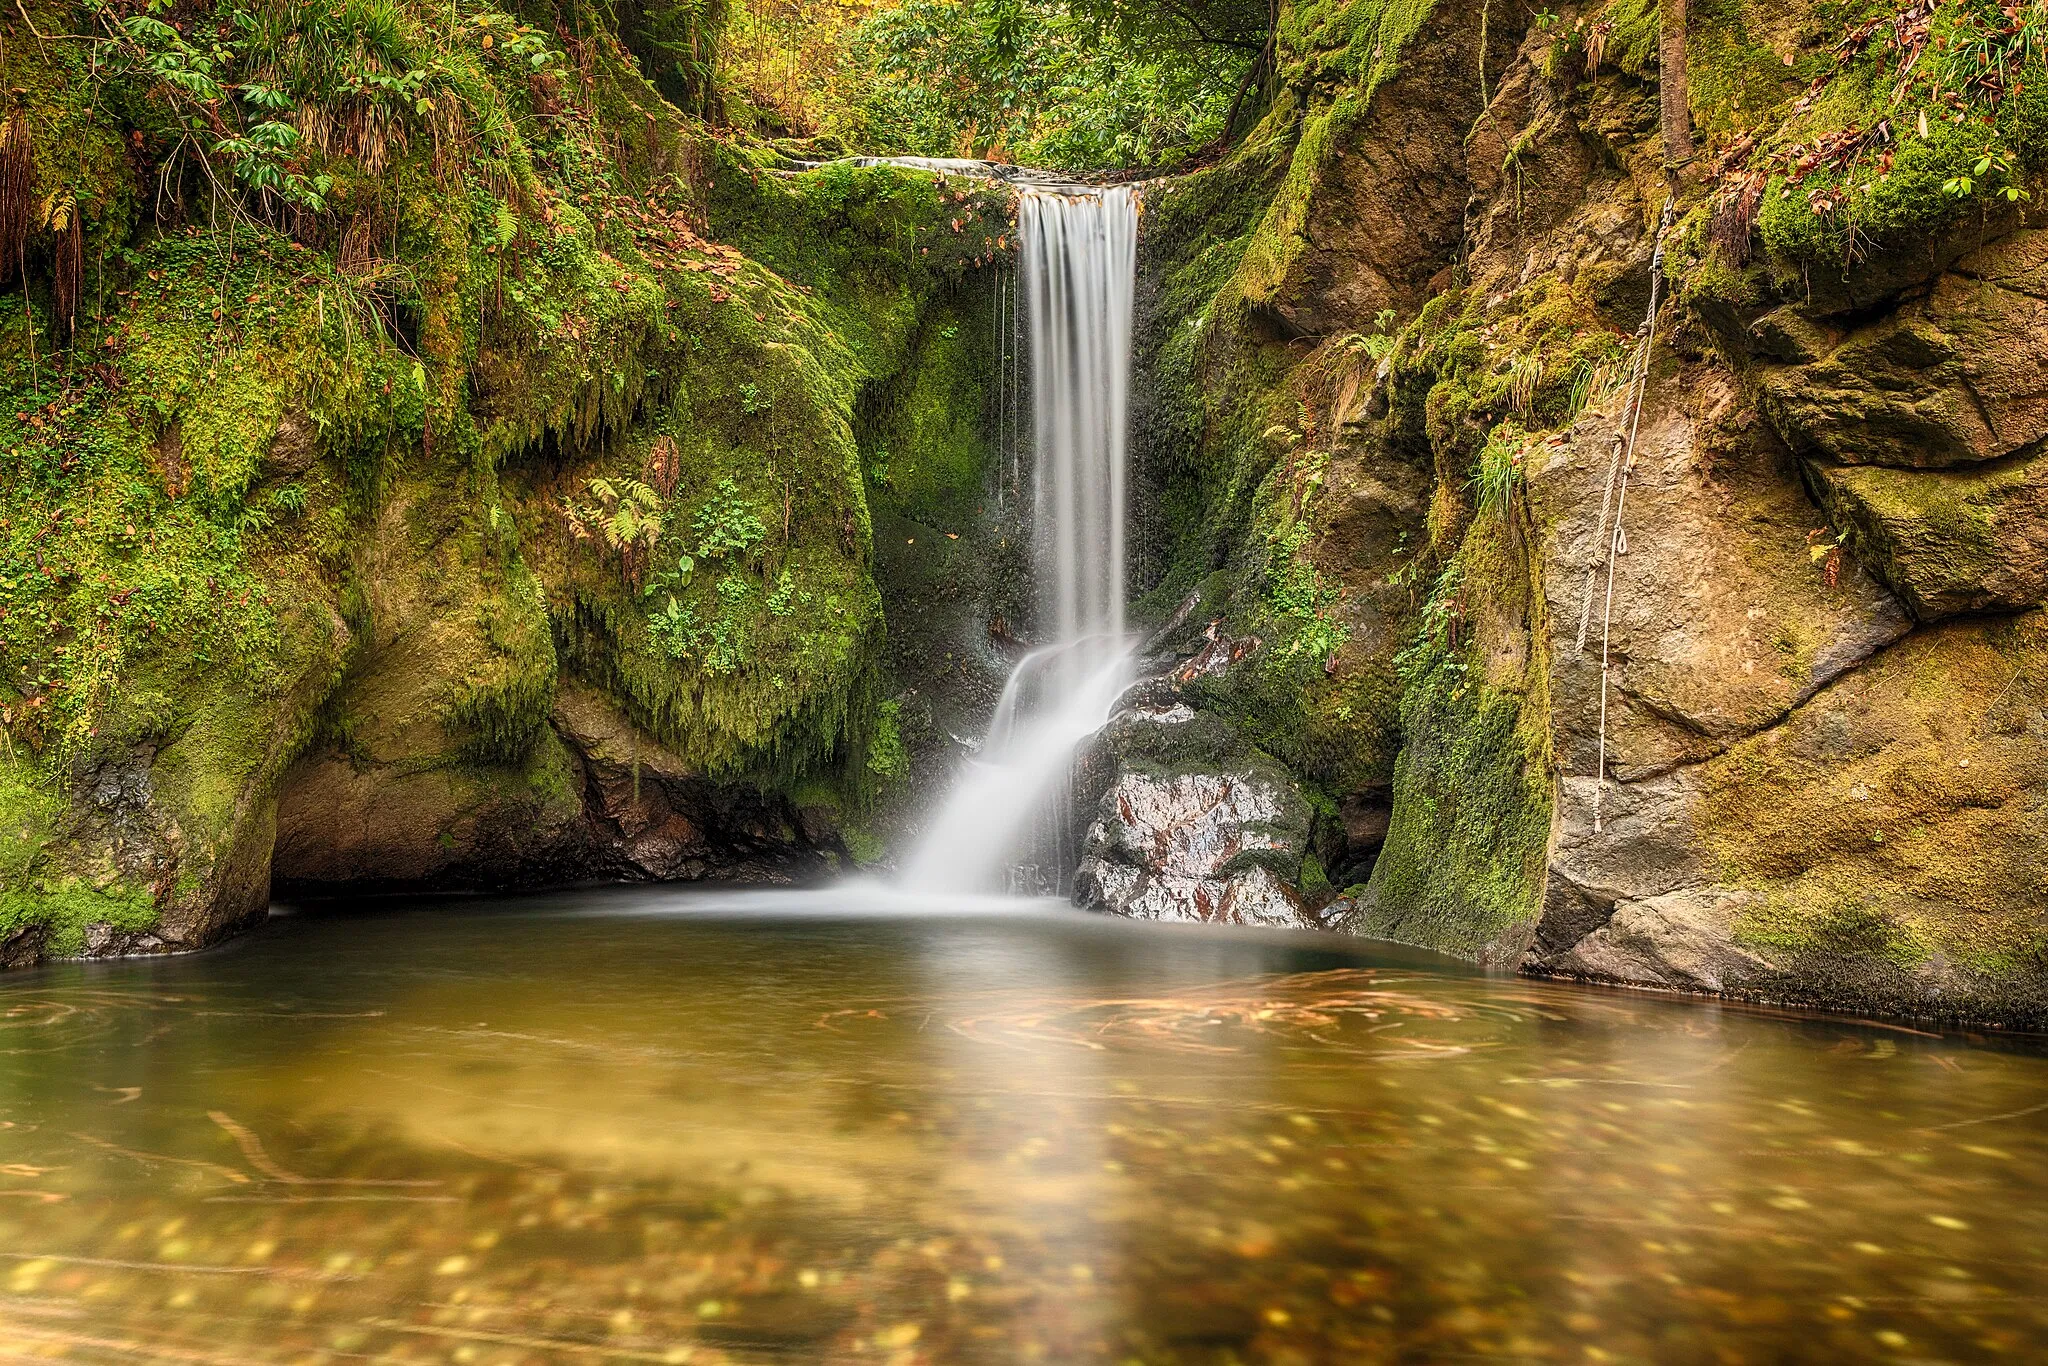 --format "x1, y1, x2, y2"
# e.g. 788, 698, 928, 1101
259, 411, 321, 479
